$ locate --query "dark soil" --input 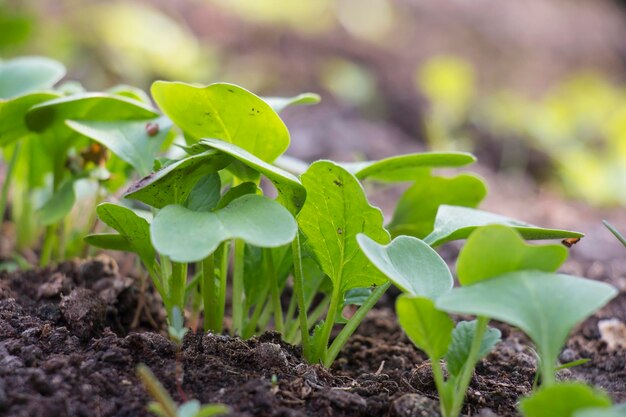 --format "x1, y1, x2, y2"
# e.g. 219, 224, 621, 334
1, 245, 626, 417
